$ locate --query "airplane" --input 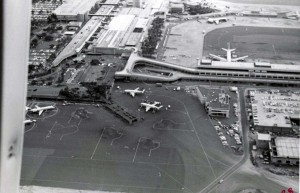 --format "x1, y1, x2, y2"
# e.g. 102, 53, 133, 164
24, 119, 36, 125
124, 87, 145, 97
29, 105, 55, 116
25, 106, 31, 114
287, 11, 300, 20
207, 17, 228, 24
209, 43, 248, 62
140, 101, 163, 112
